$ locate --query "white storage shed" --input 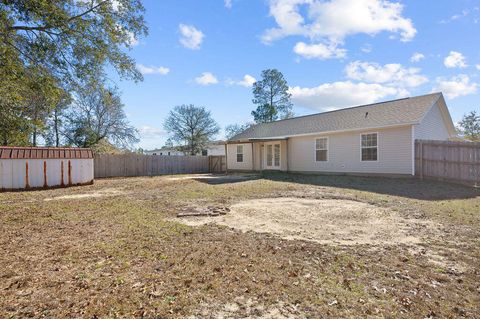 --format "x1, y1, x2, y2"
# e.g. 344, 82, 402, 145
0, 147, 94, 191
